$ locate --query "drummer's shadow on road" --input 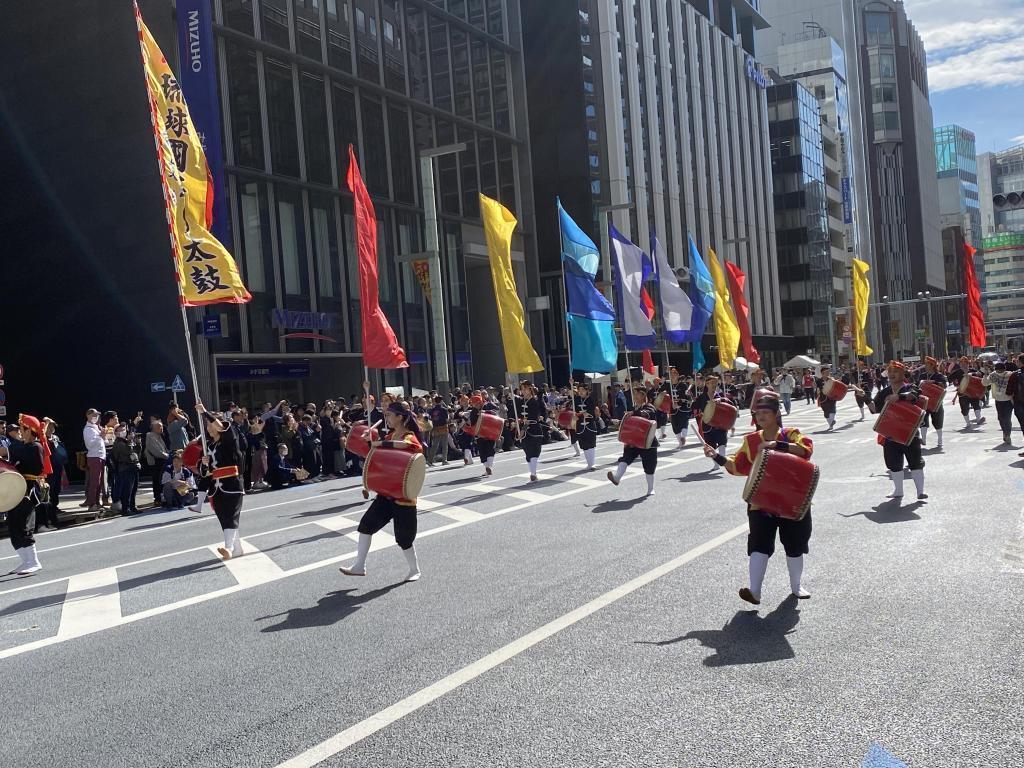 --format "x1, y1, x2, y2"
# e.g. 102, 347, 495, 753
840, 498, 924, 524
256, 584, 405, 632
636, 596, 801, 666
586, 496, 651, 514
